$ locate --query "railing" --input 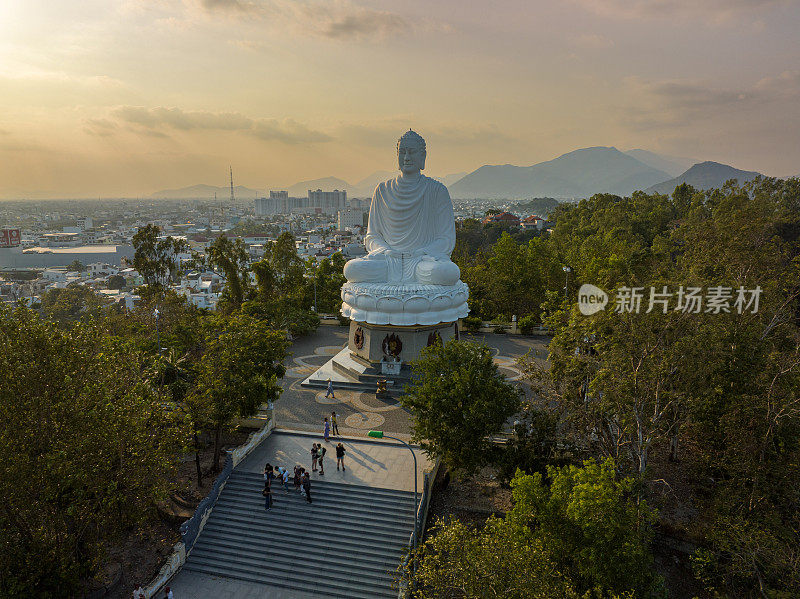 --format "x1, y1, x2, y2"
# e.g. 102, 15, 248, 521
398, 458, 441, 599
179, 452, 233, 552
144, 415, 275, 598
